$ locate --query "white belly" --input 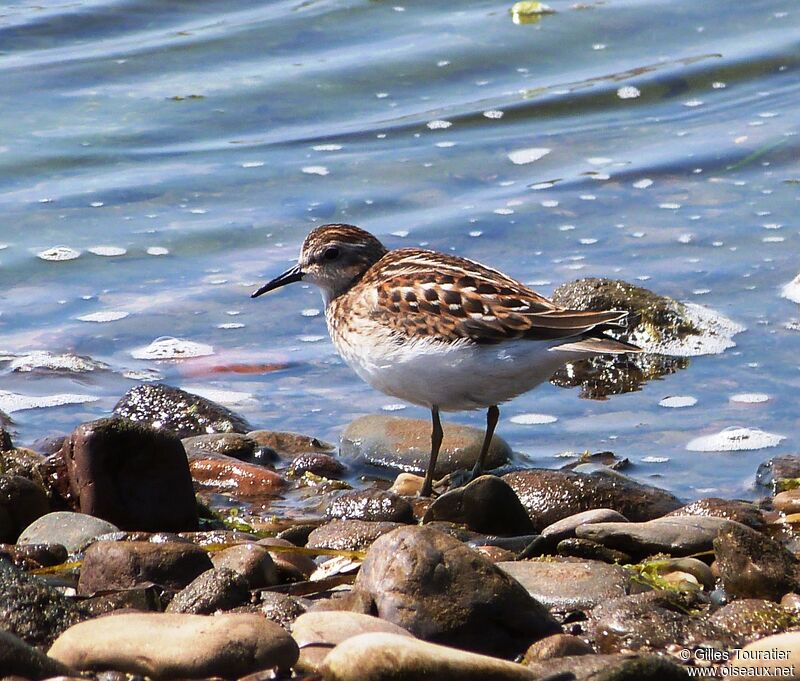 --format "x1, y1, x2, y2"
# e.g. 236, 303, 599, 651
329, 320, 583, 411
